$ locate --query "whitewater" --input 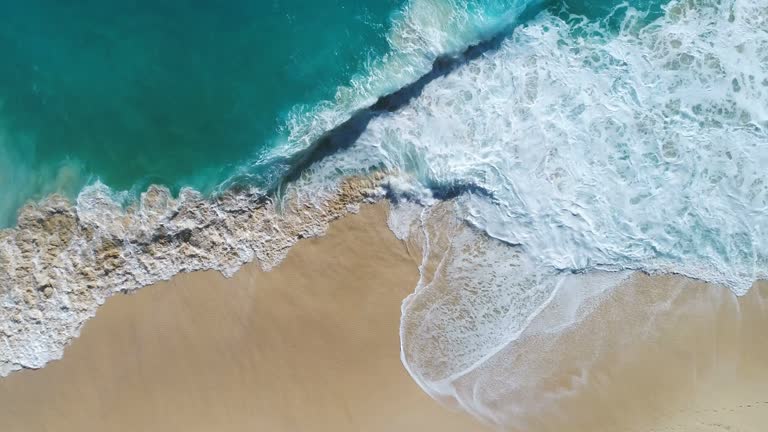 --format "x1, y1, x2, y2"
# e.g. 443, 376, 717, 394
308, 0, 767, 424
1, 0, 767, 428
